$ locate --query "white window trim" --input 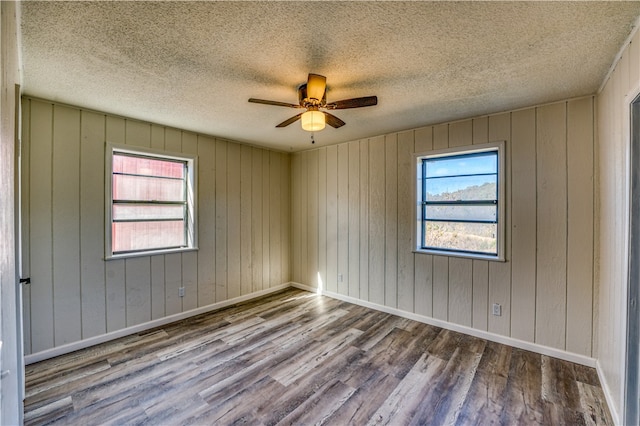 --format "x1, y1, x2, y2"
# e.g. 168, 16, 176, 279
413, 141, 506, 262
105, 142, 198, 260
